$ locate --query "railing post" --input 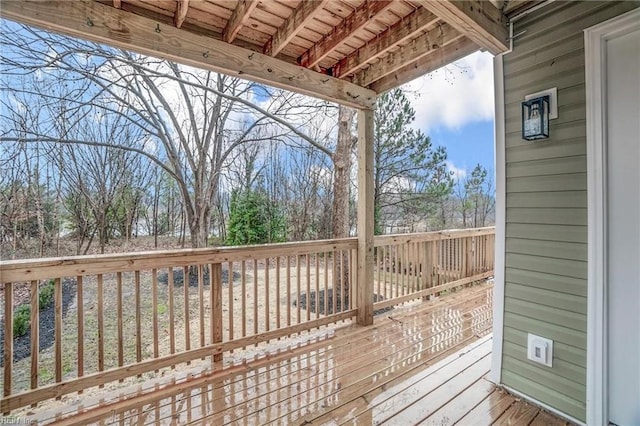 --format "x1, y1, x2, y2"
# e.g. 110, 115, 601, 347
357, 108, 374, 326
211, 263, 223, 363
